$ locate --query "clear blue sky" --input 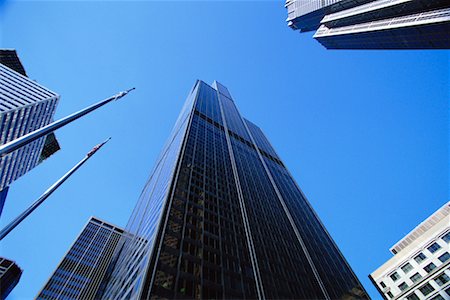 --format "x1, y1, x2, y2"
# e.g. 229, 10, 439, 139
0, 1, 448, 299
